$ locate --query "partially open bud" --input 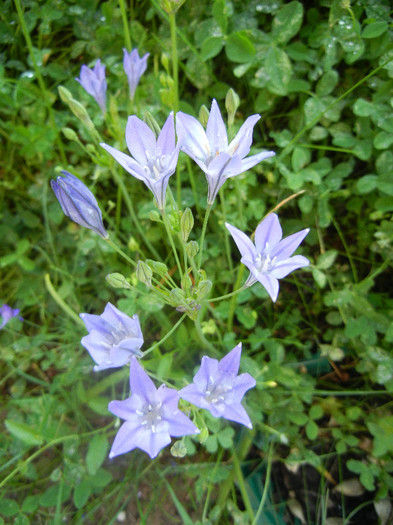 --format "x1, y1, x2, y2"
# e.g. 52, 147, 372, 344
225, 88, 240, 127
136, 260, 153, 286
186, 240, 199, 259
180, 208, 194, 242
106, 273, 131, 289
